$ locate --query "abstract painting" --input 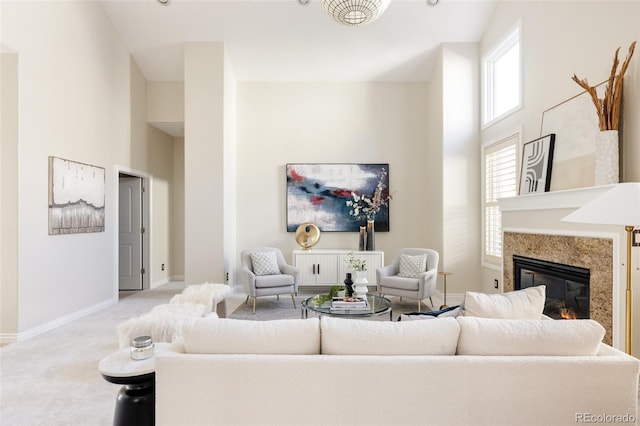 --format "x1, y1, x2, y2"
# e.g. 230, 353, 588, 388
286, 163, 390, 232
519, 134, 555, 195
48, 156, 105, 235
